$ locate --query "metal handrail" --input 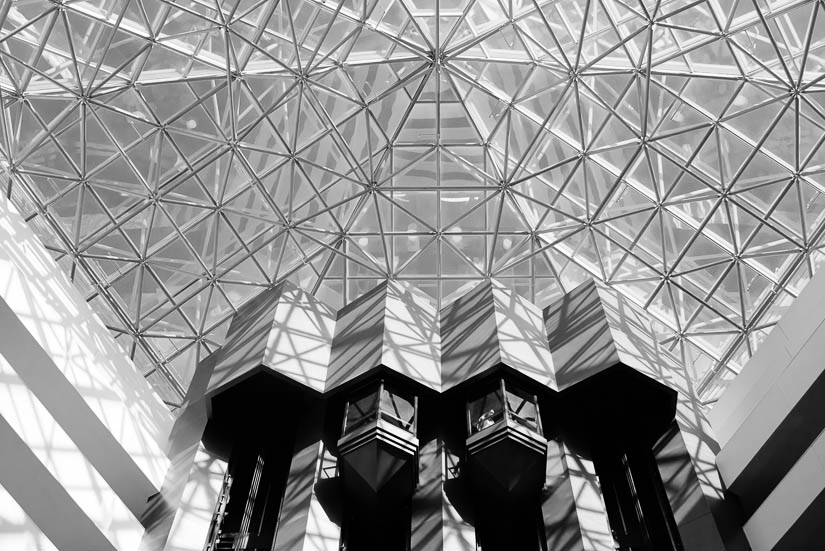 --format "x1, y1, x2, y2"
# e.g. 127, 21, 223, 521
204, 471, 233, 551
344, 408, 415, 433
507, 409, 540, 431
469, 402, 541, 434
